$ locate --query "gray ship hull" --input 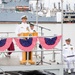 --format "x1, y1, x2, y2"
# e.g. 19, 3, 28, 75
0, 0, 57, 22
0, 11, 56, 22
